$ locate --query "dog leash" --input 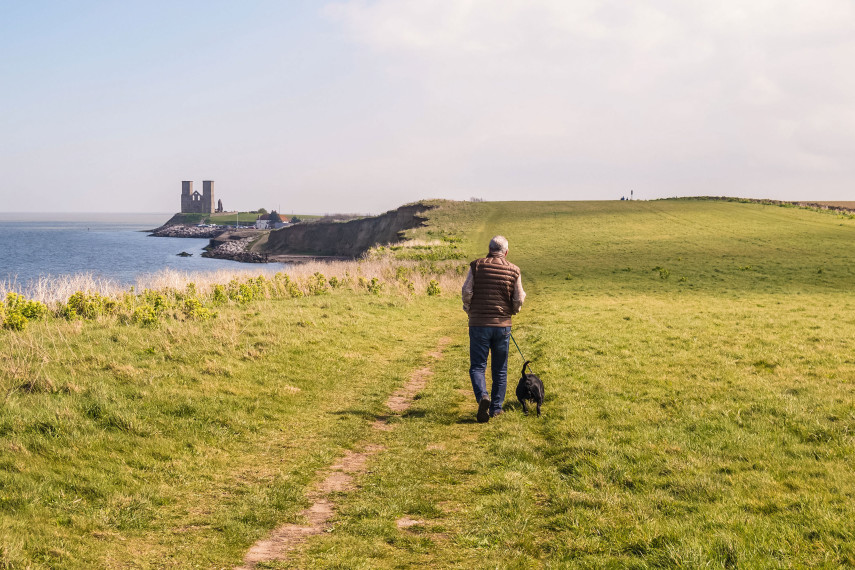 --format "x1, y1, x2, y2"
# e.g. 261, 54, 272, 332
510, 333, 534, 374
